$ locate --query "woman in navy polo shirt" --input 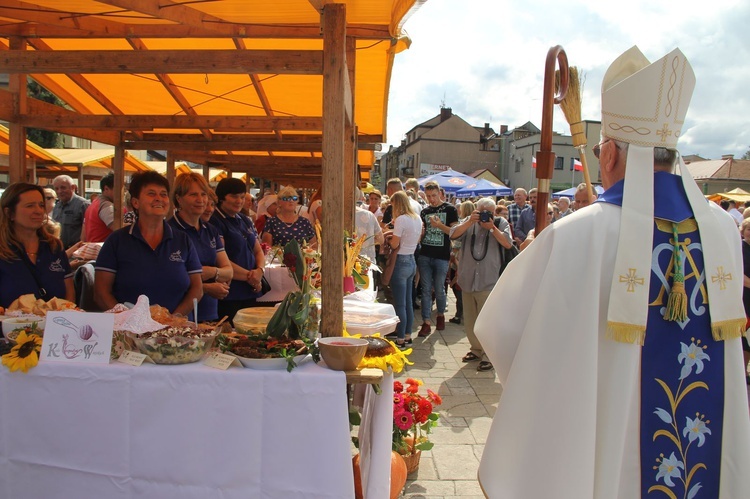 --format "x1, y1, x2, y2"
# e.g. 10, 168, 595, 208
209, 178, 266, 324
0, 183, 75, 309
94, 172, 203, 316
168, 173, 233, 322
